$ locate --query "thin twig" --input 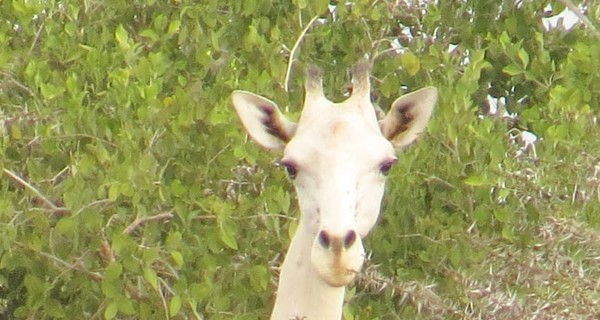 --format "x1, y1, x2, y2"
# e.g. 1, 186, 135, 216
556, 0, 600, 40
414, 171, 458, 190
21, 243, 104, 282
89, 300, 108, 320
356, 263, 454, 316
29, 16, 46, 54
396, 233, 457, 244
43, 133, 117, 147
246, 213, 296, 220
74, 199, 113, 216
30, 242, 145, 304
3, 168, 69, 214
157, 280, 170, 320
123, 210, 175, 235
204, 143, 231, 177
192, 213, 296, 221
284, 15, 320, 92
0, 72, 36, 97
